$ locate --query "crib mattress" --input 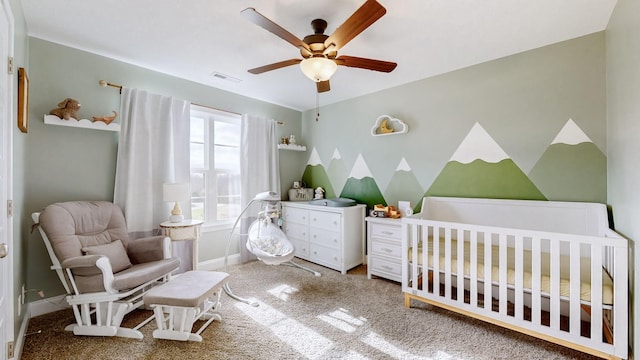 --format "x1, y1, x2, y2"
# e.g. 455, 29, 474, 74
408, 238, 614, 305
